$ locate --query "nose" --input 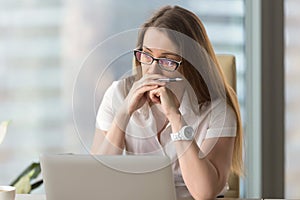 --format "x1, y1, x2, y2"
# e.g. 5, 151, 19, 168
147, 60, 162, 74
